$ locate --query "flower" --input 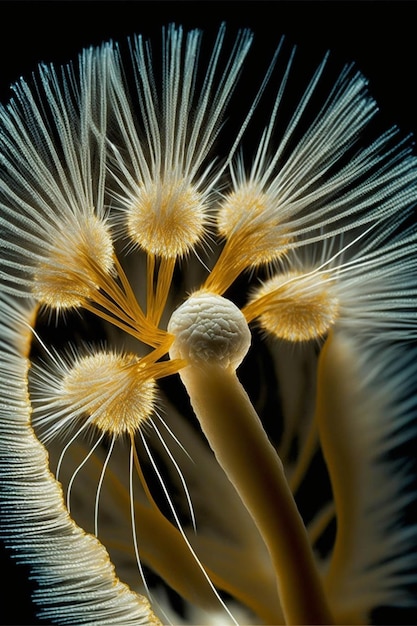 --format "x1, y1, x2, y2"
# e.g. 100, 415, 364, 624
205, 63, 417, 295
1, 23, 417, 626
243, 220, 417, 342
106, 24, 253, 260
0, 46, 113, 308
